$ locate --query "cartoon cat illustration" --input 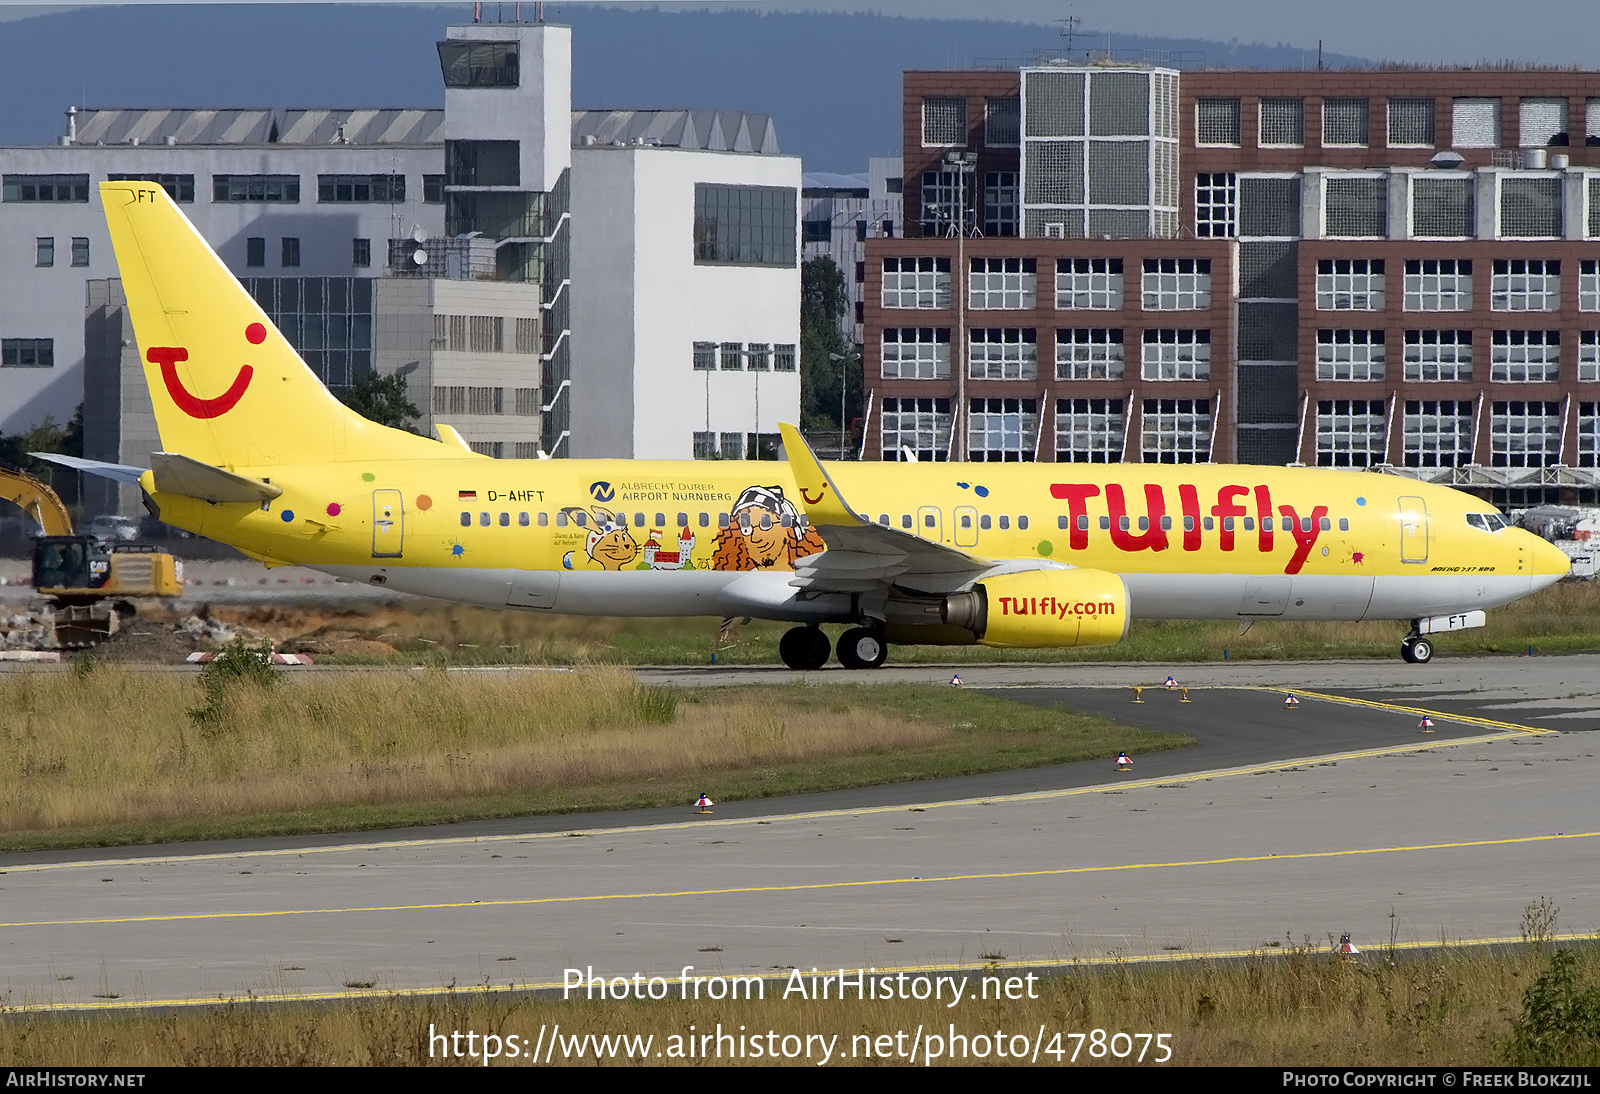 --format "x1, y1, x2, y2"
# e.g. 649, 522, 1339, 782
559, 506, 640, 571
